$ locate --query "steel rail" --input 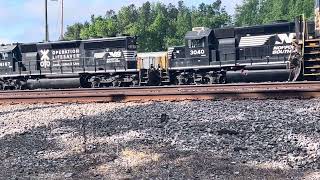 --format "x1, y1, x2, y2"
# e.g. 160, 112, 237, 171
0, 82, 319, 104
